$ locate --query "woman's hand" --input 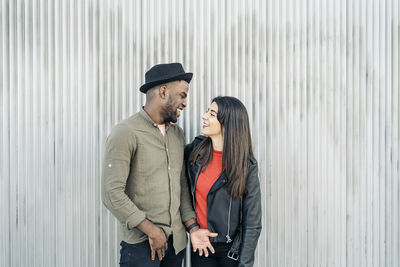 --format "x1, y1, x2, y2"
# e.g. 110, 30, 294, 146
190, 229, 218, 257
